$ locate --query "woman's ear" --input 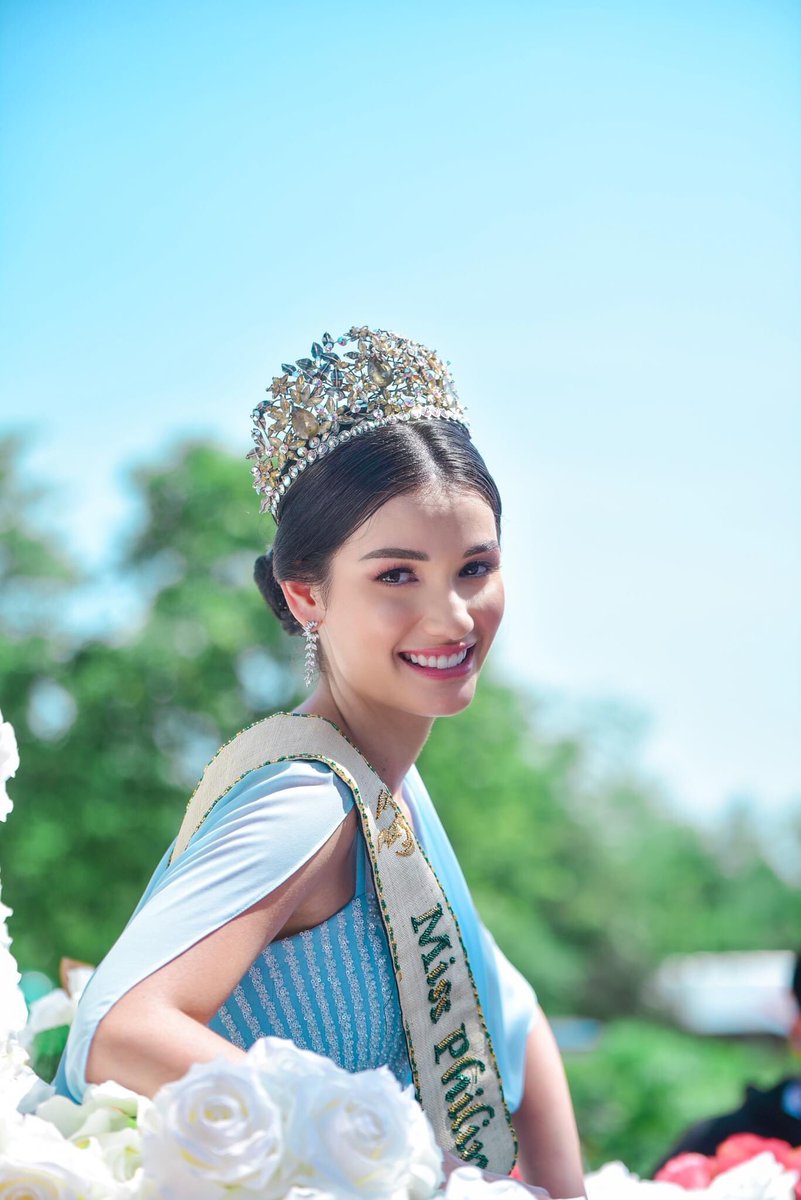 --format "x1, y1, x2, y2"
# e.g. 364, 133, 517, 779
280, 579, 324, 630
